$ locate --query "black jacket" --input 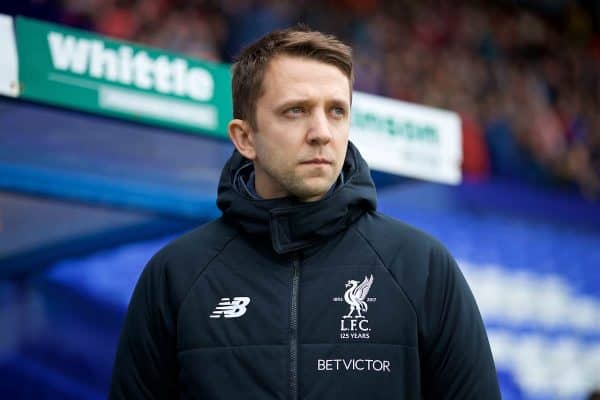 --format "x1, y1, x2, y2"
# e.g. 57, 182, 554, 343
109, 142, 500, 399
